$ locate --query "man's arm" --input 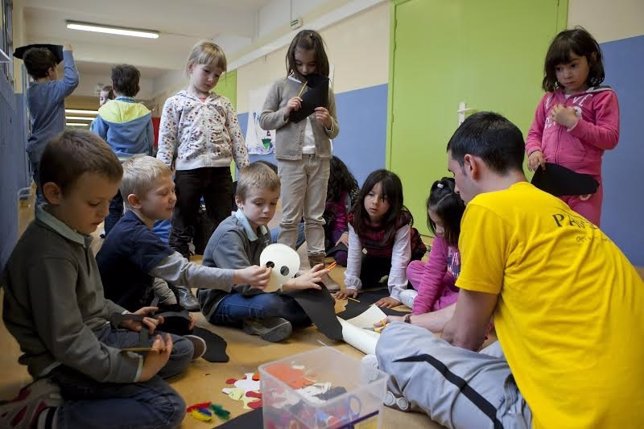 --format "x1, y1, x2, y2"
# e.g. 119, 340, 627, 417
441, 289, 497, 351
